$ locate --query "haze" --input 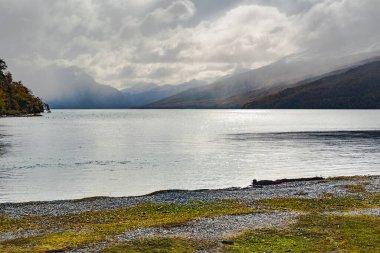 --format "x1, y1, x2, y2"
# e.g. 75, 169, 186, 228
1, 0, 380, 104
